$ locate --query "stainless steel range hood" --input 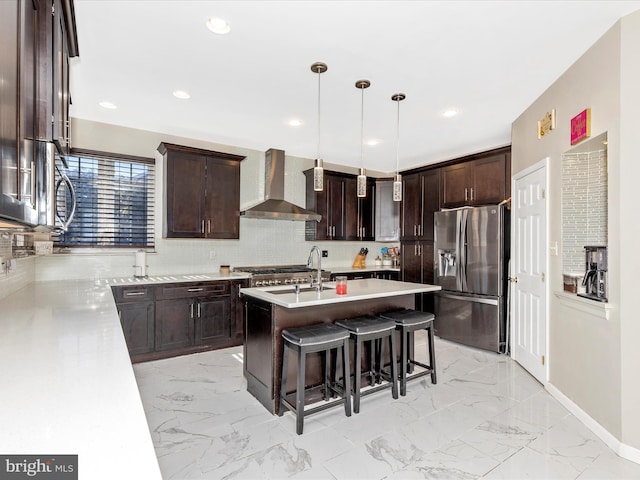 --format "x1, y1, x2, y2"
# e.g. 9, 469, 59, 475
240, 149, 321, 222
